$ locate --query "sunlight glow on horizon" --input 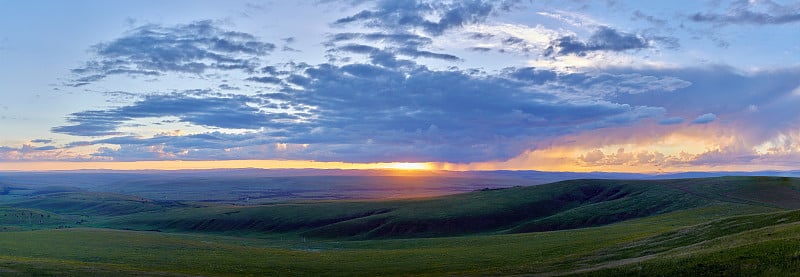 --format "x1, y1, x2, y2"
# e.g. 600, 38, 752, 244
0, 160, 440, 172
2, 158, 797, 174
378, 162, 433, 171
